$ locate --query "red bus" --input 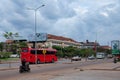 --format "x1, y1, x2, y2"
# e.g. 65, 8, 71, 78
20, 48, 57, 64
